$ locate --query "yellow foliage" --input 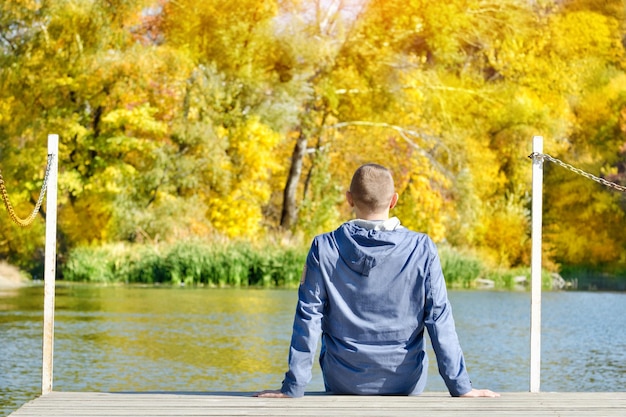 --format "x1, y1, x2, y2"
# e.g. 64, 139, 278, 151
474, 197, 530, 268
206, 117, 282, 239
547, 222, 623, 265
393, 154, 450, 242
544, 161, 626, 266
102, 104, 168, 136
550, 11, 620, 61
3, 0, 626, 276
0, 97, 15, 123
59, 193, 113, 245
464, 136, 506, 201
